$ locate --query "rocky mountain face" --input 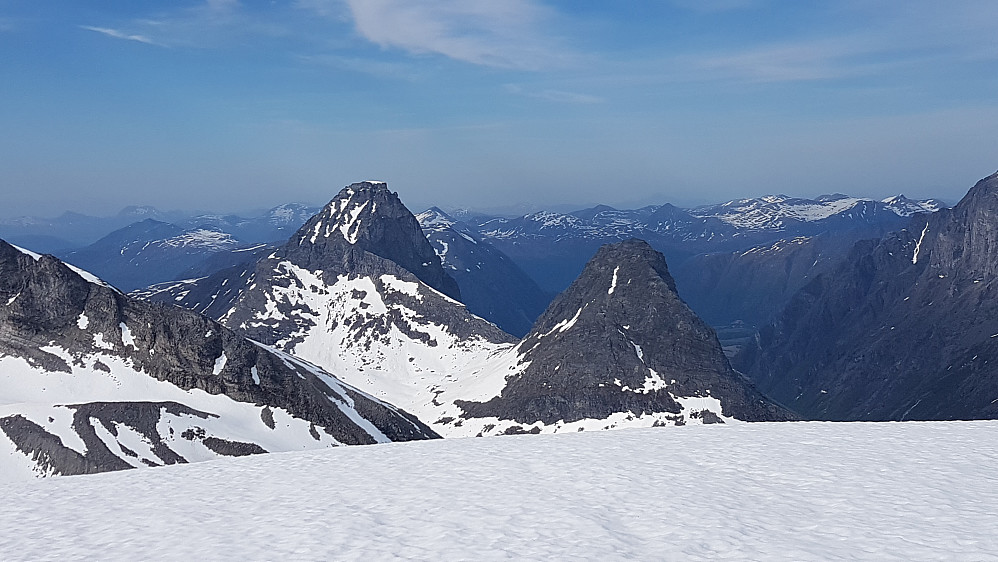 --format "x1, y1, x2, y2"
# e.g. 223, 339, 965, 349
451, 239, 793, 435
282, 183, 460, 300
137, 183, 519, 436
672, 233, 869, 329
0, 239, 436, 479
416, 207, 551, 337
737, 171, 998, 421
